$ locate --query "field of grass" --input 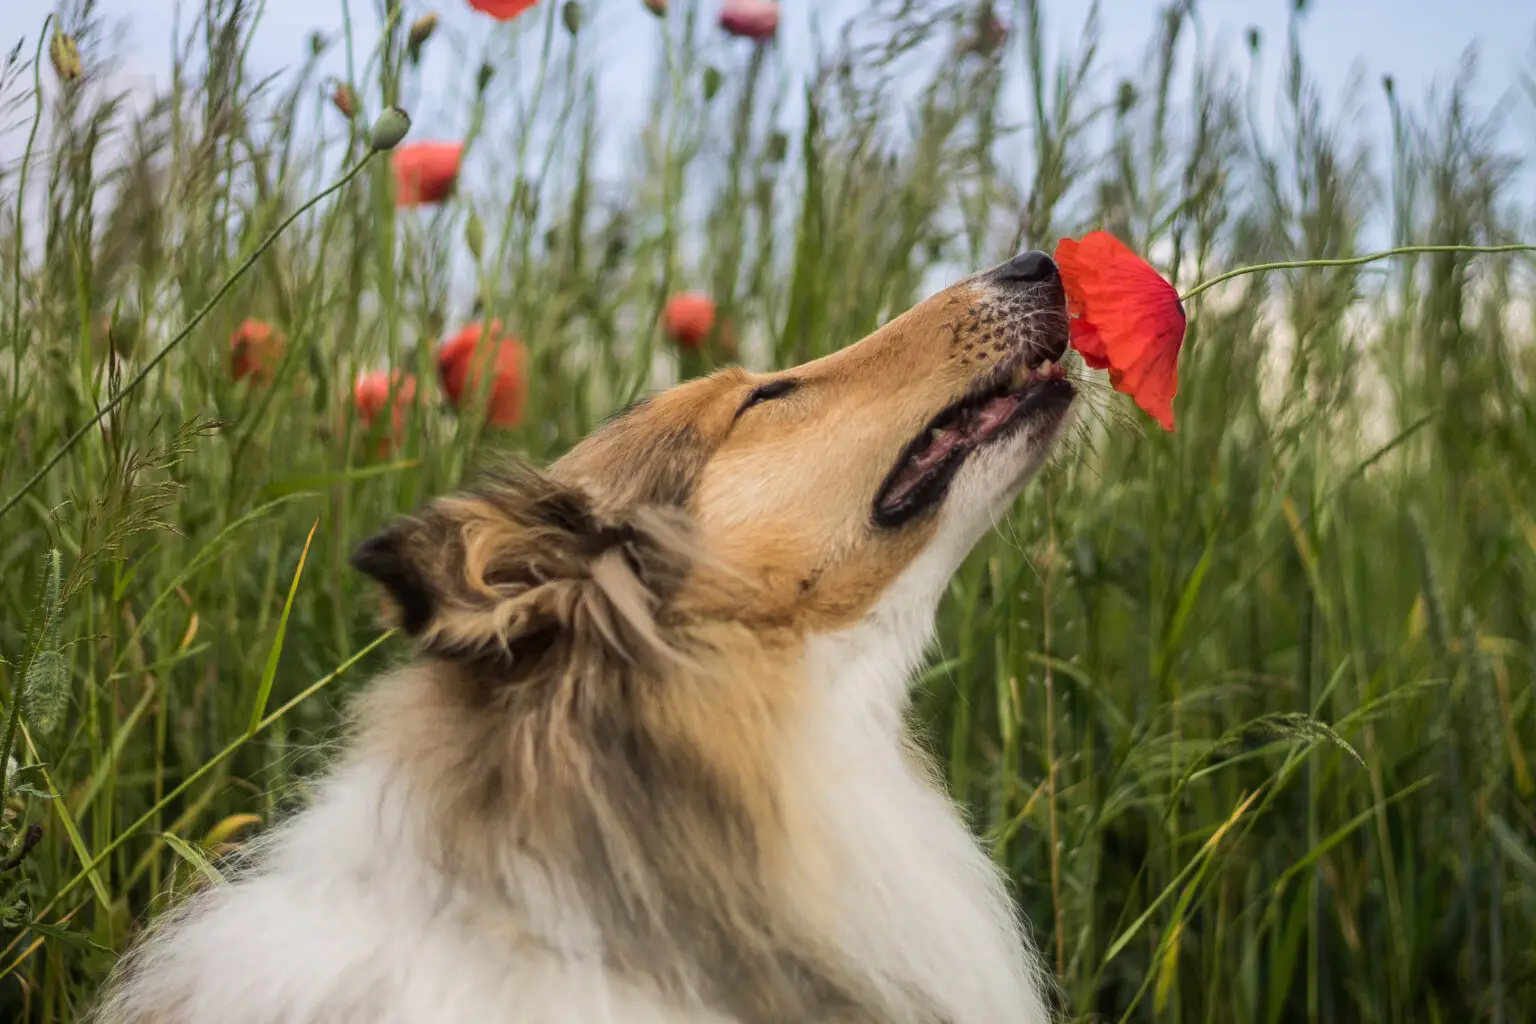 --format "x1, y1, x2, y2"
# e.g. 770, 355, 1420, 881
2, 0, 1535, 1020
